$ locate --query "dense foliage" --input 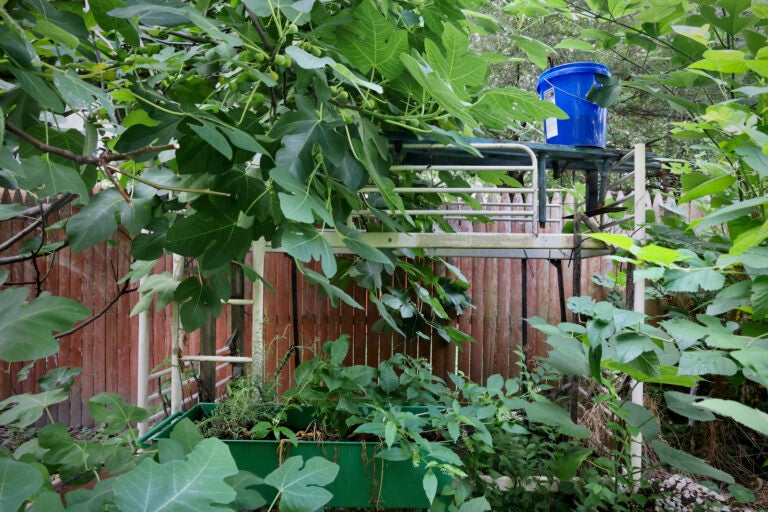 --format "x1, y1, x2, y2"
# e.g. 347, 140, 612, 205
1, 0, 768, 510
